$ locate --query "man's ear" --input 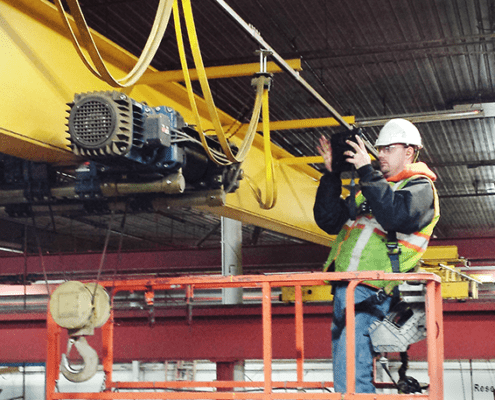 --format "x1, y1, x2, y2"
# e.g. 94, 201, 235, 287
406, 146, 415, 162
